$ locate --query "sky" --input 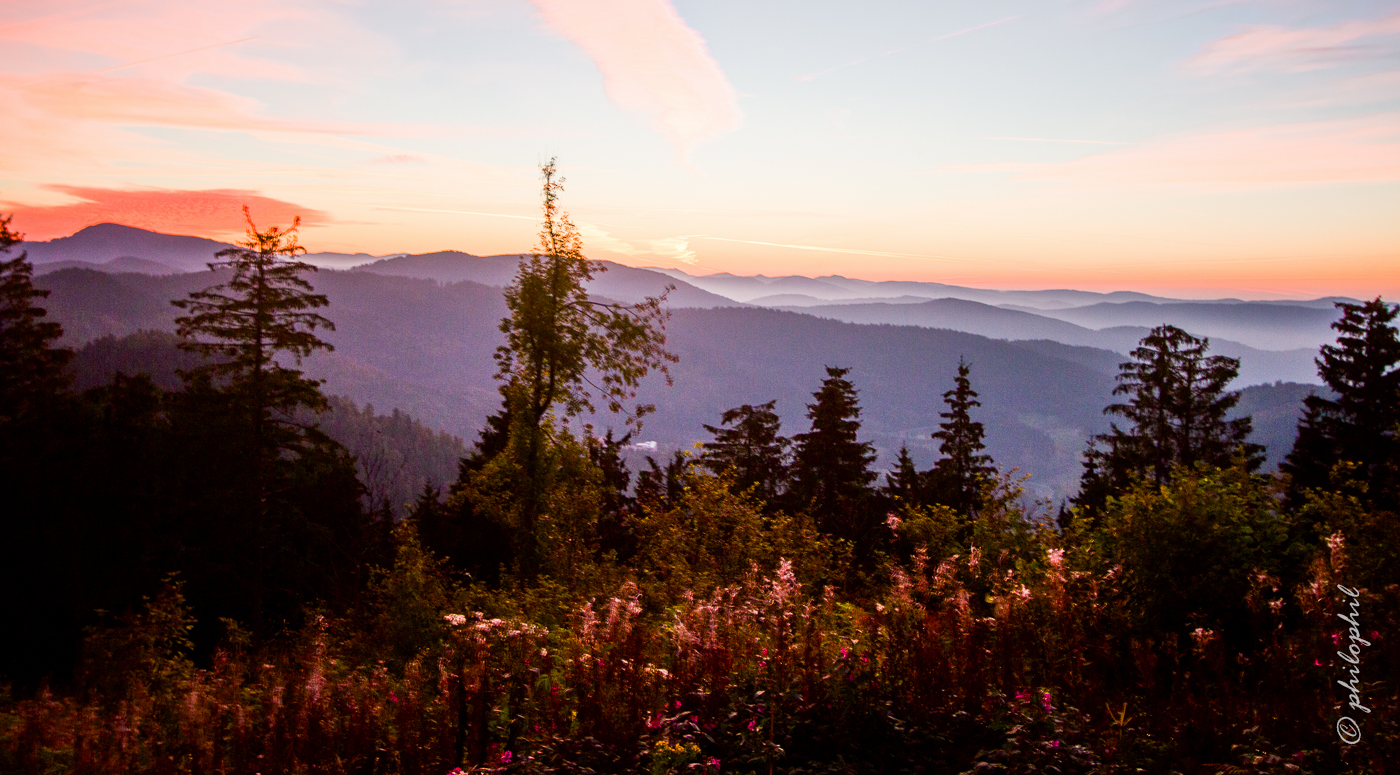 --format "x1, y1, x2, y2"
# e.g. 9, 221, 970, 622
1, 0, 1397, 299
